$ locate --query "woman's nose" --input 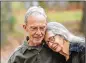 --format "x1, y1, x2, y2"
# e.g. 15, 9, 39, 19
49, 42, 53, 47
55, 37, 63, 46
